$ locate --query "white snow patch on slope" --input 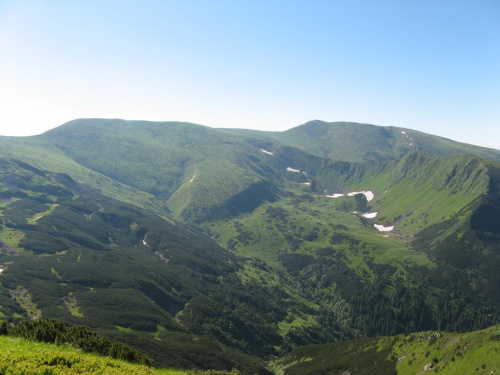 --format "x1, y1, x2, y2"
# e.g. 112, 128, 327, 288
374, 224, 394, 232
142, 233, 150, 247
326, 194, 345, 198
347, 191, 374, 201
189, 174, 196, 183
301, 182, 311, 185
260, 149, 274, 155
0, 269, 3, 274
287, 167, 300, 173
362, 212, 378, 219
401, 131, 406, 134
